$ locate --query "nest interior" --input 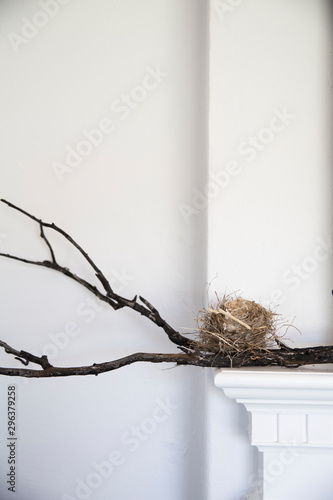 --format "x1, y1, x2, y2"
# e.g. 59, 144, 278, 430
197, 295, 280, 355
